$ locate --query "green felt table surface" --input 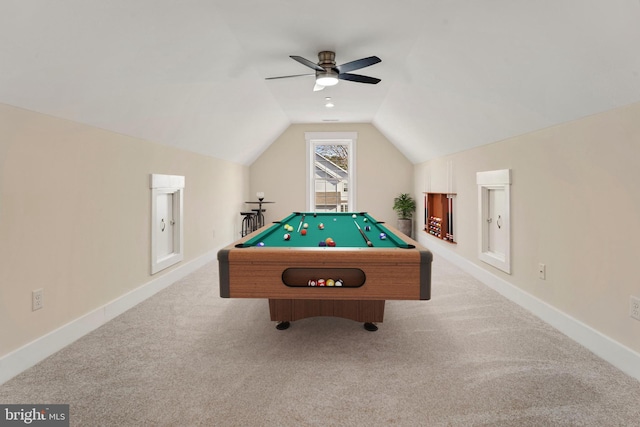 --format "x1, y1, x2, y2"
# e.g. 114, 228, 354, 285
241, 212, 411, 248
